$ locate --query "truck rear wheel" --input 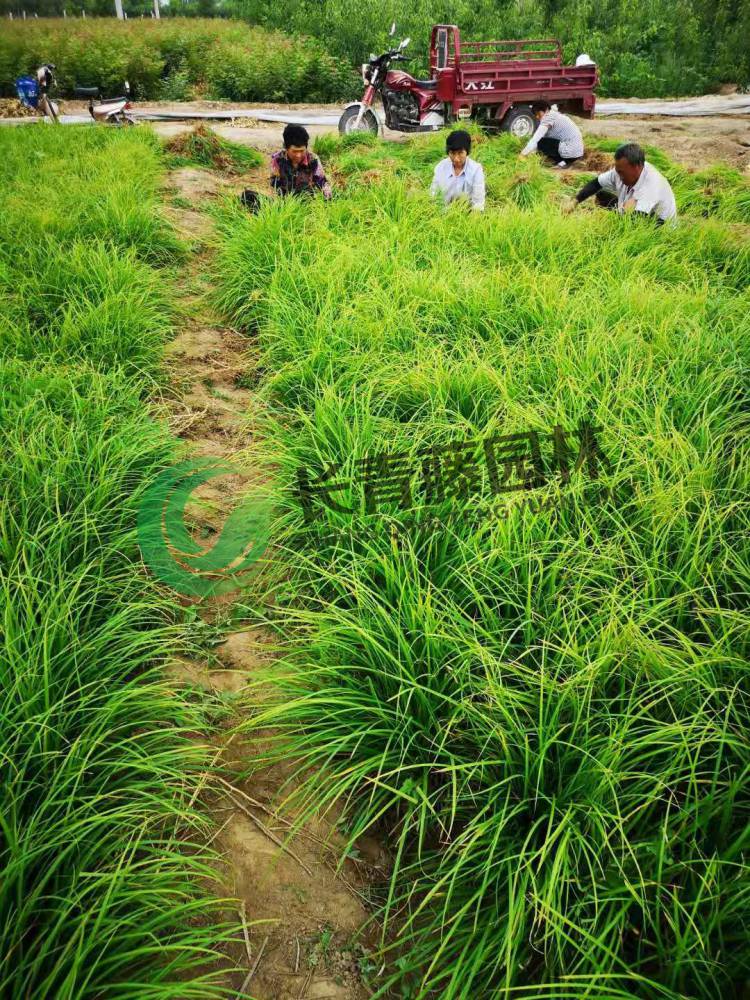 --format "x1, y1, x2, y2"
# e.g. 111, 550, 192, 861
501, 106, 536, 139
